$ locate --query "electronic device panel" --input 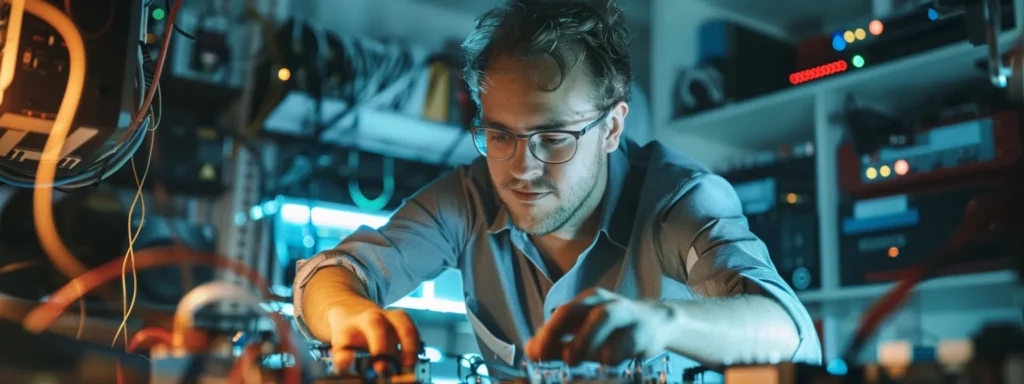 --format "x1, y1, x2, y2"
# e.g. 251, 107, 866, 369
838, 109, 1022, 198
835, 107, 1020, 286
791, 1, 1017, 86
0, 0, 142, 177
723, 144, 820, 292
105, 77, 240, 195
838, 178, 1012, 286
